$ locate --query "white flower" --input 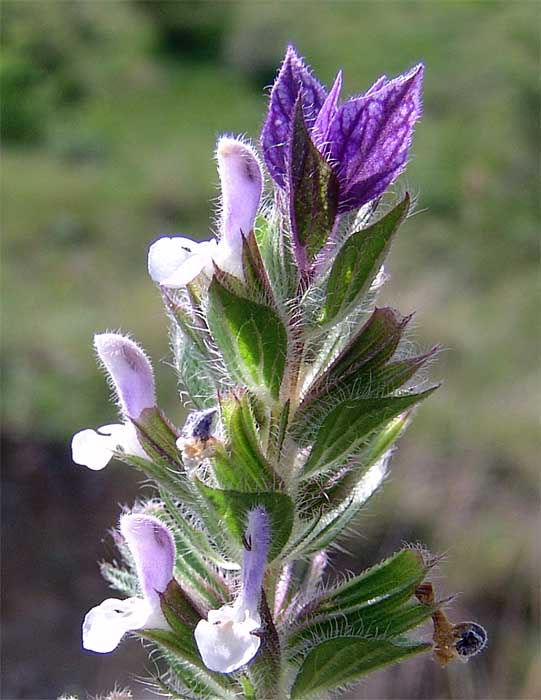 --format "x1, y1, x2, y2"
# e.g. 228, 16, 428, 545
194, 507, 270, 673
82, 597, 155, 654
147, 235, 244, 288
71, 422, 145, 471
194, 601, 261, 674
148, 236, 218, 287
82, 514, 176, 653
